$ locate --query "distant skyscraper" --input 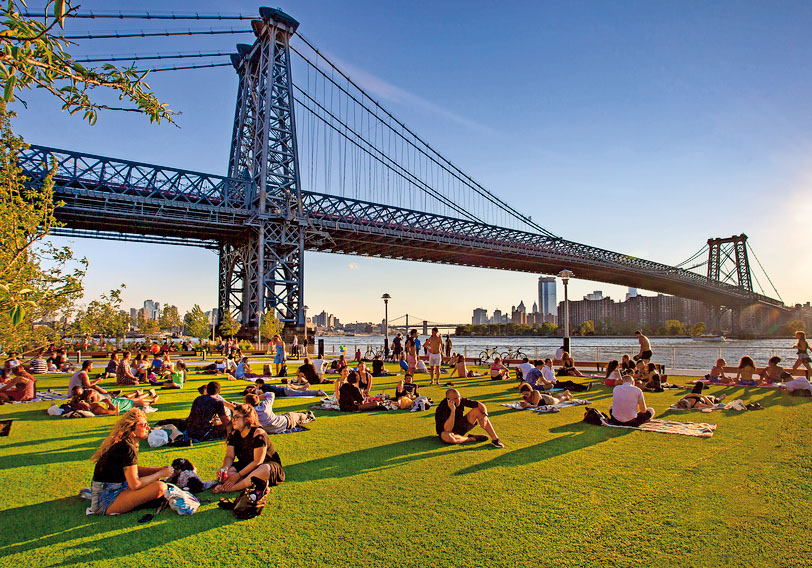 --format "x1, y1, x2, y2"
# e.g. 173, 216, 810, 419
626, 287, 638, 300
493, 309, 503, 324
472, 308, 488, 325
585, 291, 603, 301
143, 299, 155, 320
532, 301, 538, 314
538, 276, 556, 316
517, 301, 526, 313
